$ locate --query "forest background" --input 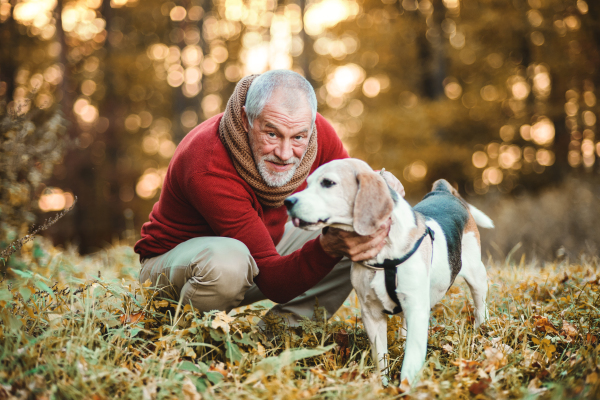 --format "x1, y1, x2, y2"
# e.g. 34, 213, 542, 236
1, 0, 600, 263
